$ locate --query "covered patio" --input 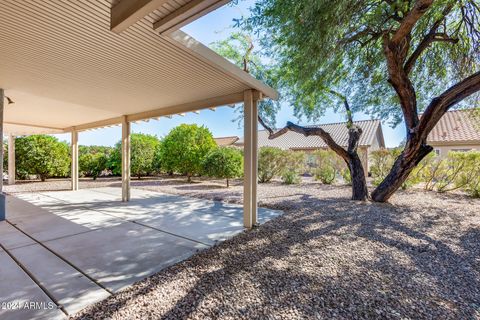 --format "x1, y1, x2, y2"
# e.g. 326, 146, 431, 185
0, 0, 278, 318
